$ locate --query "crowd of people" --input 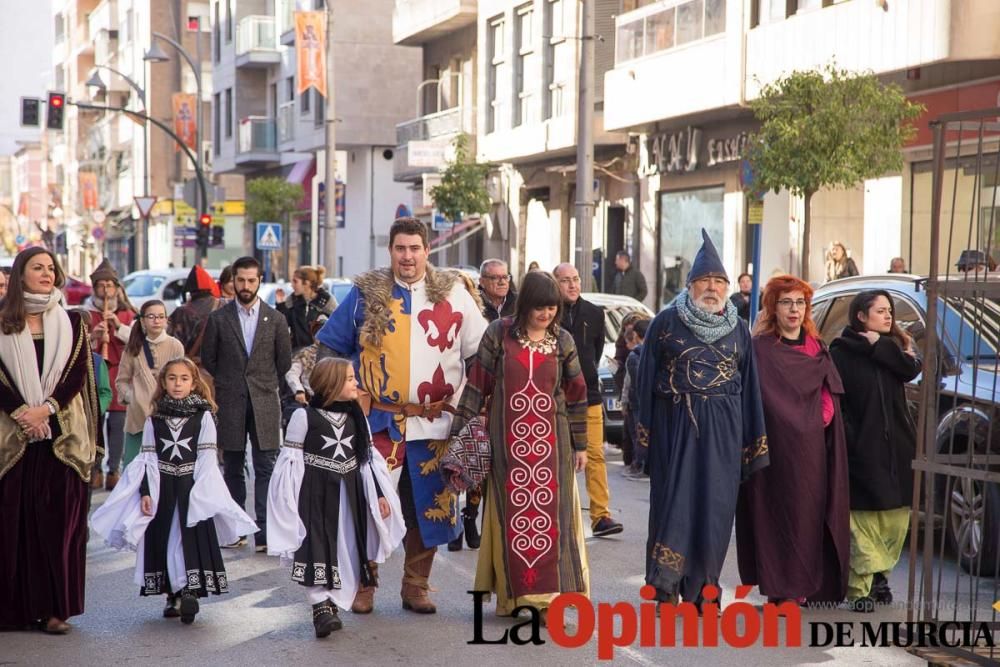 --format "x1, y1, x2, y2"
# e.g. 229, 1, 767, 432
0, 220, 928, 641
